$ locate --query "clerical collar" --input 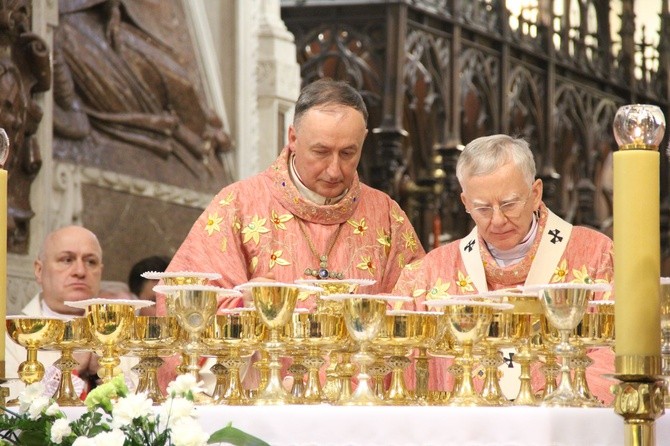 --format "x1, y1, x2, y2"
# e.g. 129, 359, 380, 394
487, 212, 539, 267
289, 153, 347, 205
